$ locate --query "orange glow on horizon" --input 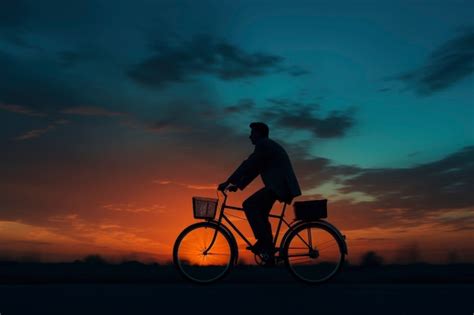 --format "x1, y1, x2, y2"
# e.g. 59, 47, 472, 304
1, 170, 473, 264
